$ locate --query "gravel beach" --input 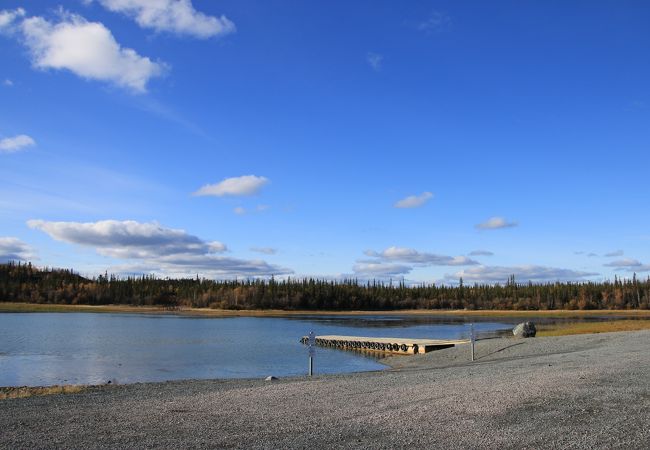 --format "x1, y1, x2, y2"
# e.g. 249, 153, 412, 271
1, 330, 648, 449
